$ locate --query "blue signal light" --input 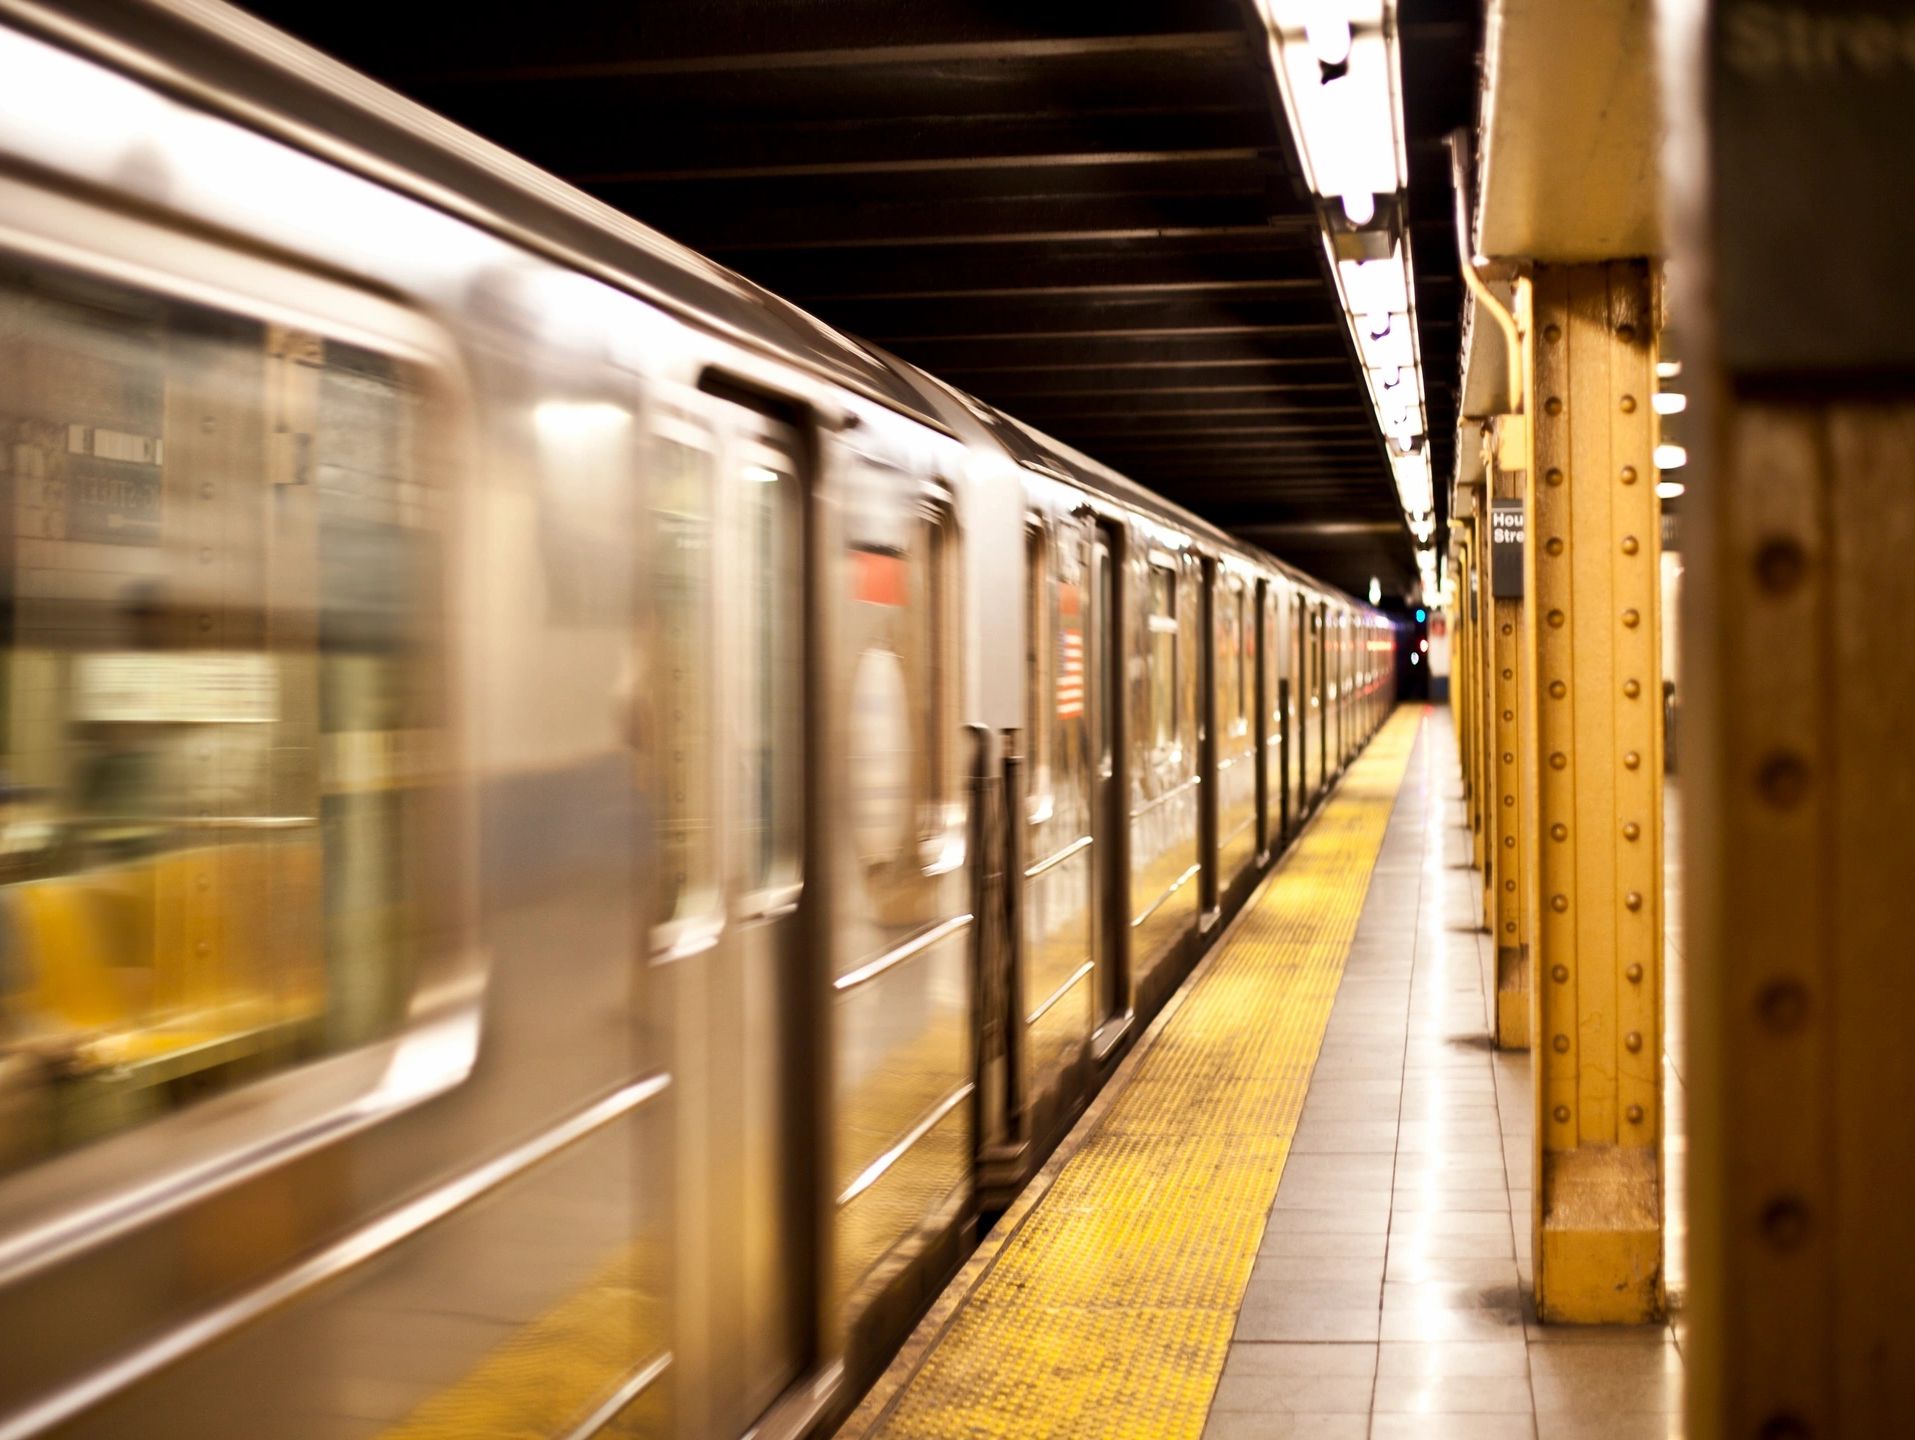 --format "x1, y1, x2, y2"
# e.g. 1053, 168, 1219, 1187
1414, 607, 1426, 623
